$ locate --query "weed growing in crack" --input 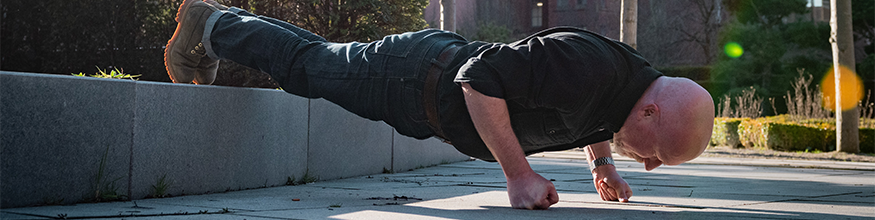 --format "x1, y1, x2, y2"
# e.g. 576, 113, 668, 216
286, 176, 297, 186
149, 174, 171, 198
87, 145, 126, 202
286, 170, 318, 186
